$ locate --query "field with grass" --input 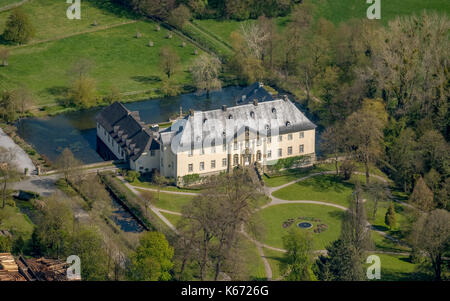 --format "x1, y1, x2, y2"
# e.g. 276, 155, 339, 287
0, 0, 133, 42
193, 16, 290, 47
263, 247, 284, 280
240, 236, 267, 280
1, 21, 202, 106
272, 174, 354, 207
150, 191, 194, 212
0, 0, 25, 10
253, 203, 344, 250
365, 253, 427, 281
311, 0, 450, 24
160, 211, 182, 227
0, 203, 35, 239
0, 0, 206, 109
